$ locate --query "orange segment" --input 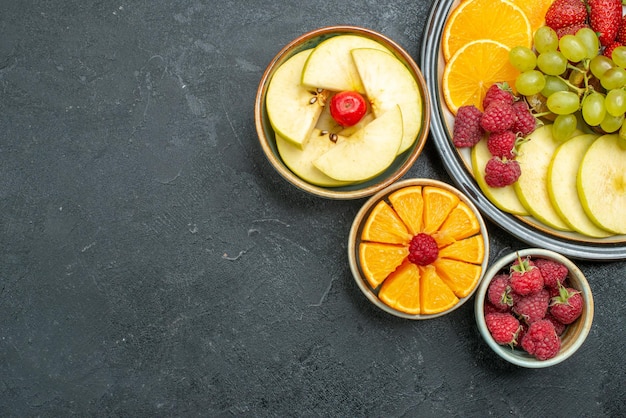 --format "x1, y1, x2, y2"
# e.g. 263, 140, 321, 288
438, 235, 485, 264
359, 242, 408, 288
388, 186, 424, 235
361, 200, 412, 245
378, 260, 421, 314
443, 40, 521, 114
422, 186, 460, 234
442, 0, 532, 62
434, 258, 482, 298
419, 265, 459, 314
509, 0, 554, 32
437, 201, 481, 241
